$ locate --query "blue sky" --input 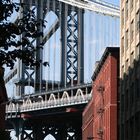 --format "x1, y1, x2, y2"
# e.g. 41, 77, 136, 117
104, 0, 120, 5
